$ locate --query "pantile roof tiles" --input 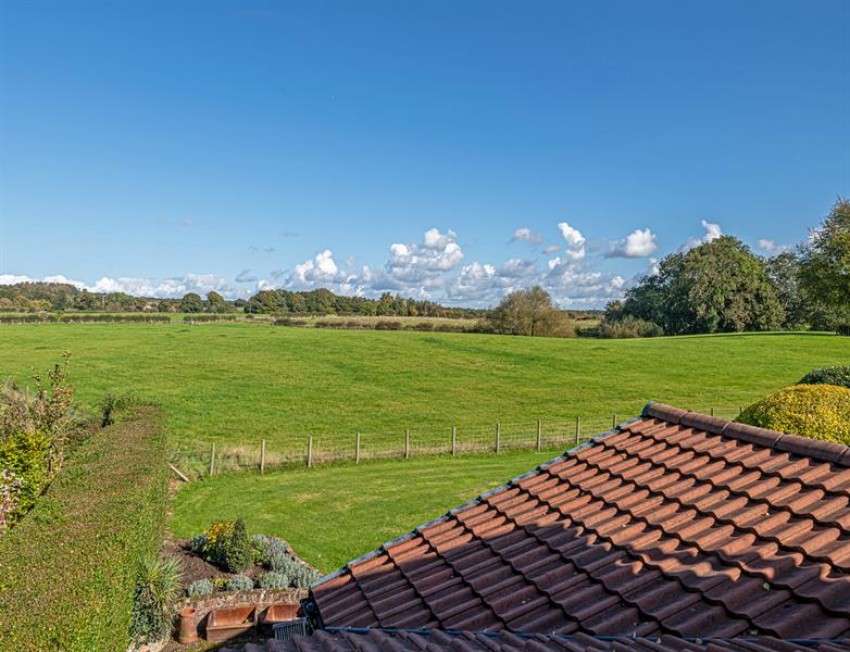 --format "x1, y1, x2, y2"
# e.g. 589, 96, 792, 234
308, 403, 850, 642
